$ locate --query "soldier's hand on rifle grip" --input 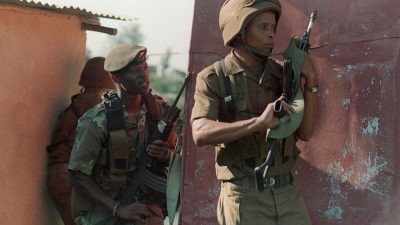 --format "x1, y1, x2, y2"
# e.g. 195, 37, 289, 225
256, 103, 280, 130
273, 96, 295, 119
115, 202, 151, 222
147, 140, 170, 162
